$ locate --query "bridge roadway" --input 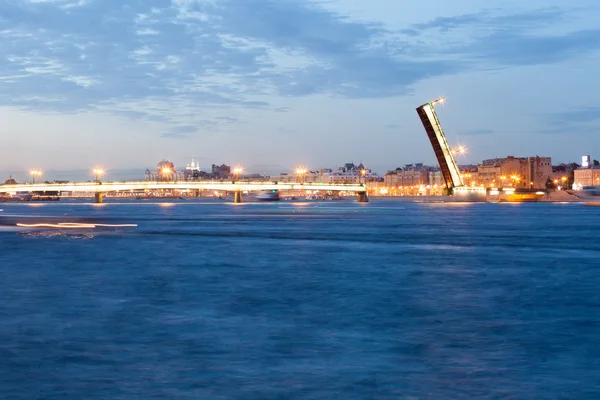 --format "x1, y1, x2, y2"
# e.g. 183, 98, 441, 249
0, 181, 369, 203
